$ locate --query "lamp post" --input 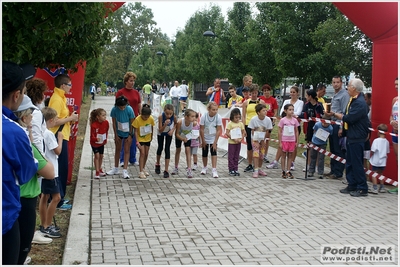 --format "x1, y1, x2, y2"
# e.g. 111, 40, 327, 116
203, 30, 220, 80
